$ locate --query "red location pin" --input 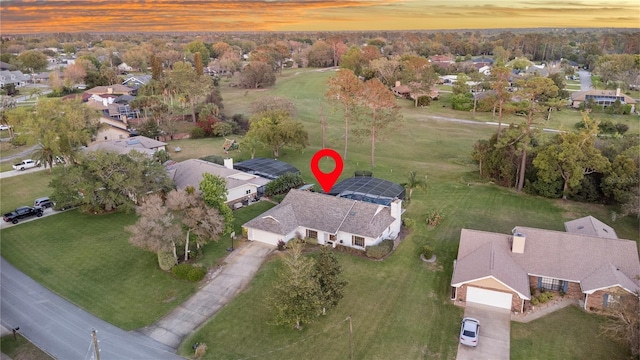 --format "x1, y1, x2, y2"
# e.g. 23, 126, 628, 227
310, 148, 343, 193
